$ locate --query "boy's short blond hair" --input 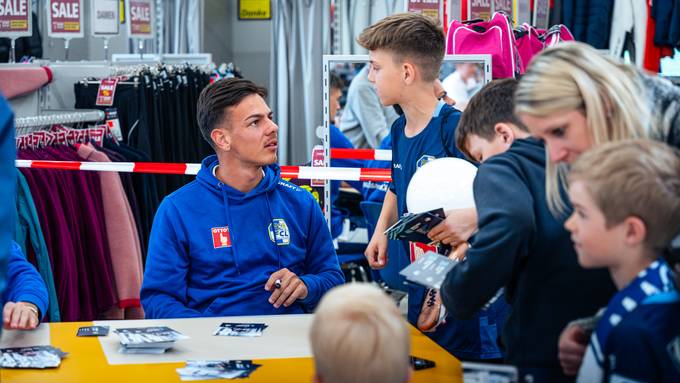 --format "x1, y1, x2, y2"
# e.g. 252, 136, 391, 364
357, 12, 444, 82
310, 283, 410, 383
569, 139, 680, 251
